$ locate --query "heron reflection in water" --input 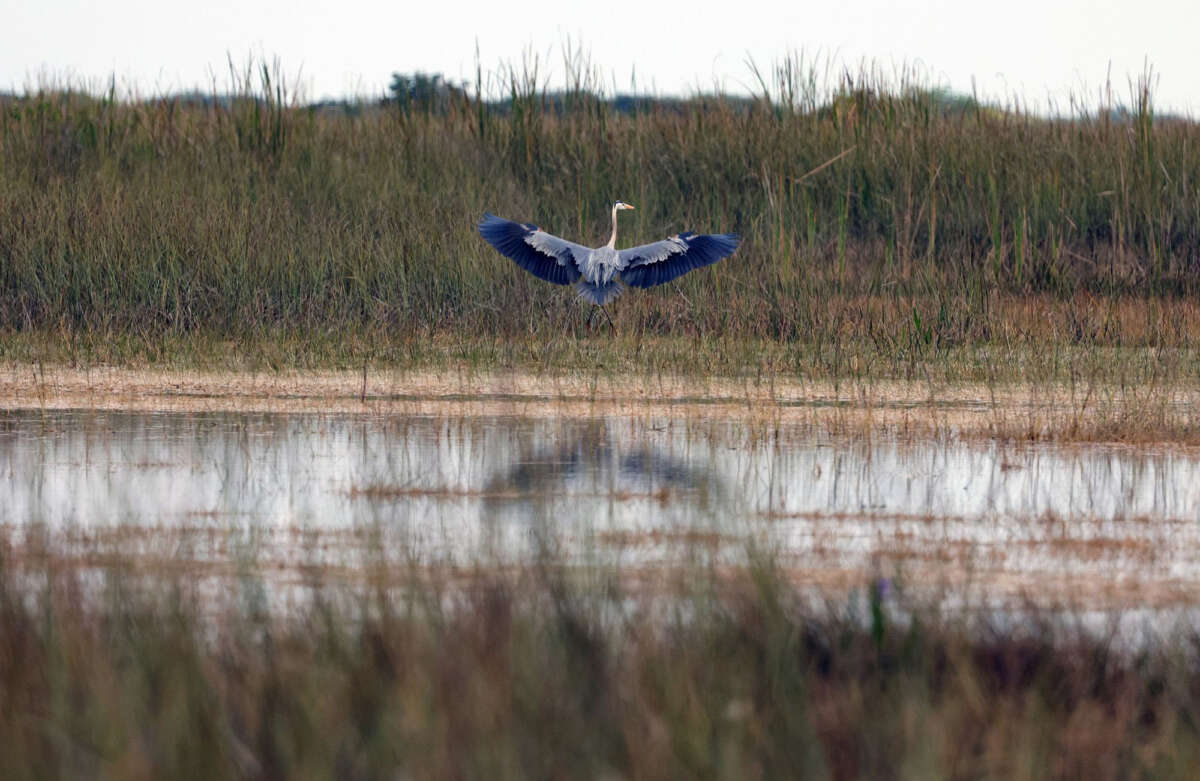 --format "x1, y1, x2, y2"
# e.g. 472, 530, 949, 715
480, 423, 726, 524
